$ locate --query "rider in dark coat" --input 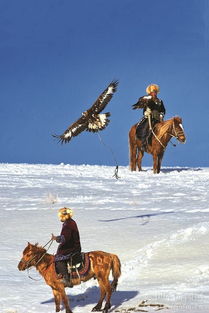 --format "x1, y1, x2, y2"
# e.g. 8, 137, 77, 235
132, 84, 166, 150
51, 207, 81, 287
